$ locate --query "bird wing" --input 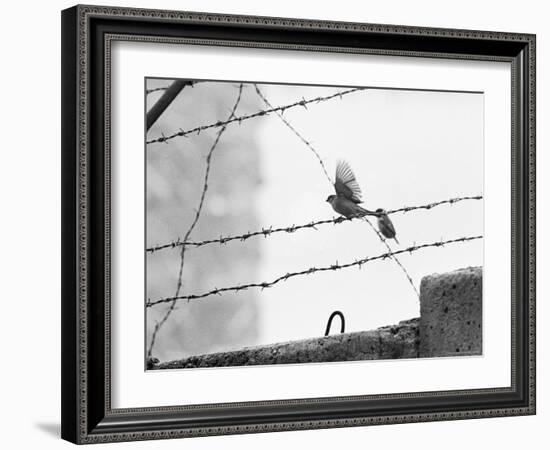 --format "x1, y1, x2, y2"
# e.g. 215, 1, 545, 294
334, 160, 363, 203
